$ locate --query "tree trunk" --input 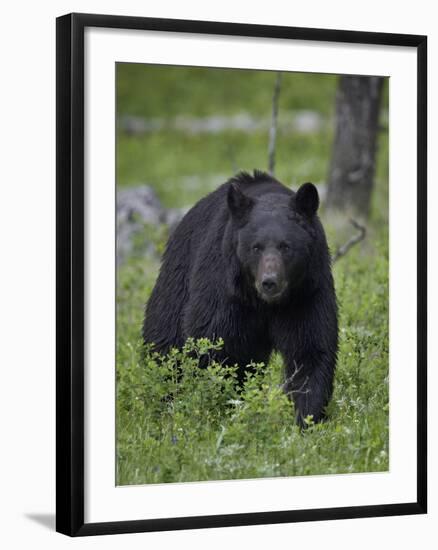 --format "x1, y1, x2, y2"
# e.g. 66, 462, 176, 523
326, 75, 384, 218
